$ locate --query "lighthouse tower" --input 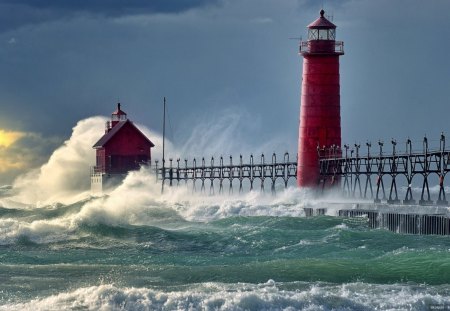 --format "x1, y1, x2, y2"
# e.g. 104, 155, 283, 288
297, 10, 344, 187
